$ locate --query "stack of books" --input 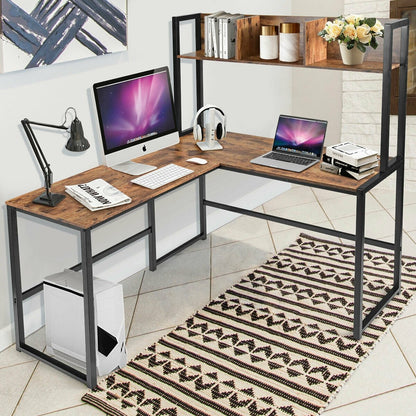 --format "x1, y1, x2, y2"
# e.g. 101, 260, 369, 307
320, 141, 379, 180
204, 11, 245, 59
